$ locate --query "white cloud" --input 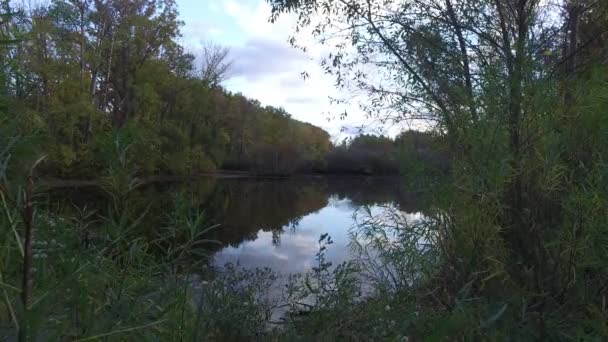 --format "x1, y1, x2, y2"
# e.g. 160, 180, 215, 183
221, 0, 292, 39
178, 0, 392, 139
